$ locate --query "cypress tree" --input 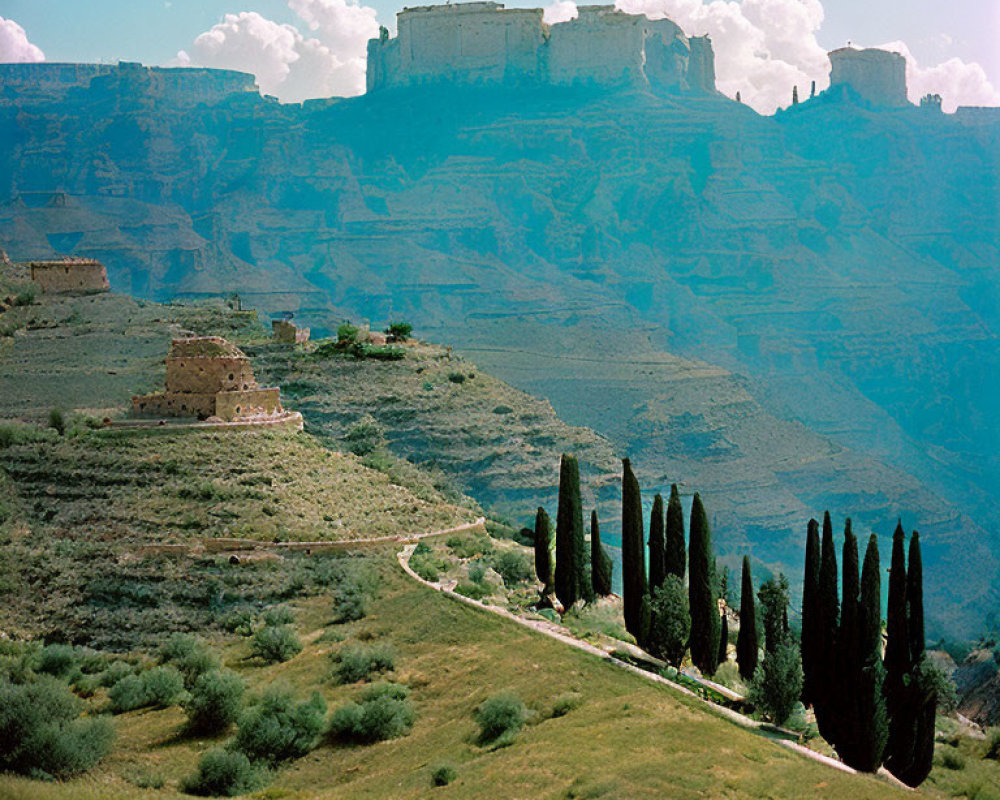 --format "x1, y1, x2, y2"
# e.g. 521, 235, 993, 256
688, 493, 720, 675
800, 518, 821, 707
736, 556, 758, 681
717, 612, 729, 670
814, 511, 840, 743
854, 533, 889, 772
884, 521, 912, 779
554, 454, 585, 610
907, 531, 925, 664
533, 507, 553, 590
590, 510, 613, 597
664, 484, 686, 581
648, 494, 666, 593
834, 520, 860, 766
621, 459, 647, 640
